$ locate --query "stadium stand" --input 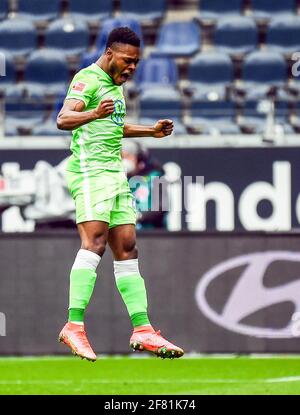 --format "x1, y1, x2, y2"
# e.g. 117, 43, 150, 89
0, 18, 37, 57
185, 51, 234, 100
0, 0, 8, 21
45, 18, 89, 57
198, 0, 244, 21
134, 57, 178, 92
189, 97, 240, 134
119, 0, 166, 23
79, 50, 99, 69
213, 16, 258, 56
238, 51, 287, 100
238, 99, 294, 134
139, 87, 186, 134
67, 0, 113, 24
250, 0, 297, 20
291, 101, 300, 132
0, 52, 16, 94
5, 96, 48, 136
33, 92, 70, 136
152, 21, 201, 57
289, 72, 300, 98
19, 50, 70, 97
32, 118, 70, 136
17, 0, 61, 22
3, 49, 69, 99
265, 16, 300, 55
0, 0, 300, 136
